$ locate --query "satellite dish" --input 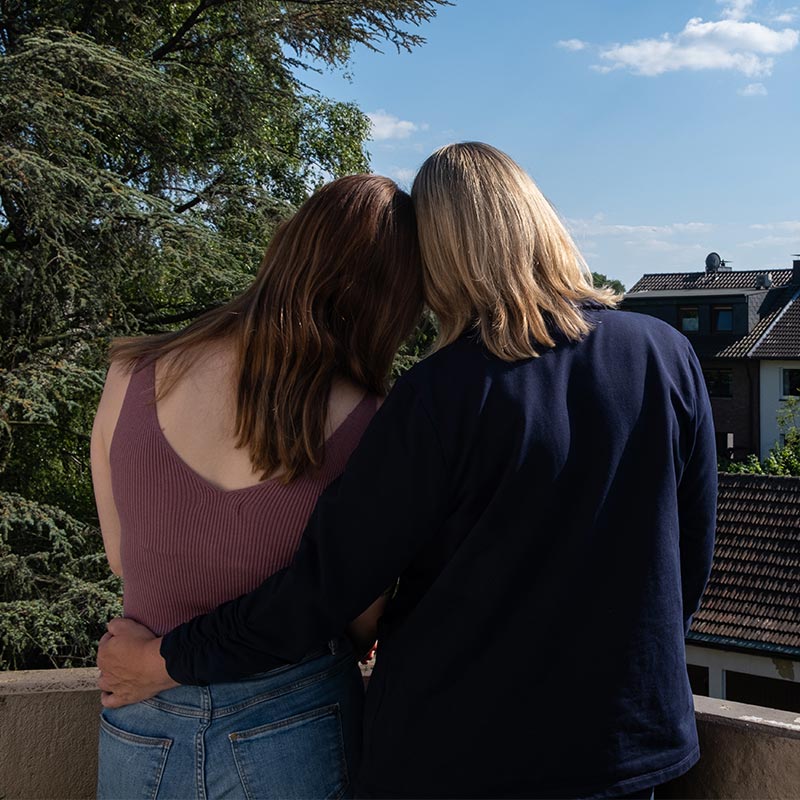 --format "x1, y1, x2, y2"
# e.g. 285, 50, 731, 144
706, 252, 722, 271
